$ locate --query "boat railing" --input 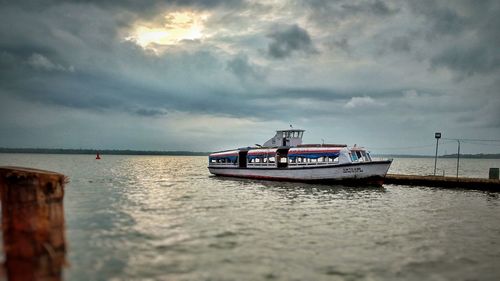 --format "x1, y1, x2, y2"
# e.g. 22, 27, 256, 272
247, 163, 276, 167
209, 162, 238, 167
